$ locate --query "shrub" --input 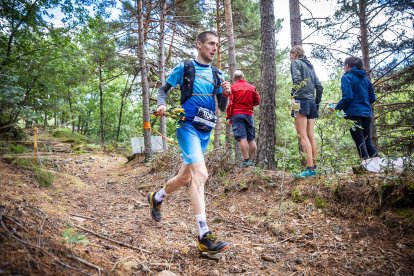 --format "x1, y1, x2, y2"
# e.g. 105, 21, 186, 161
51, 128, 88, 145
34, 166, 54, 187
291, 188, 306, 203
8, 144, 26, 154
